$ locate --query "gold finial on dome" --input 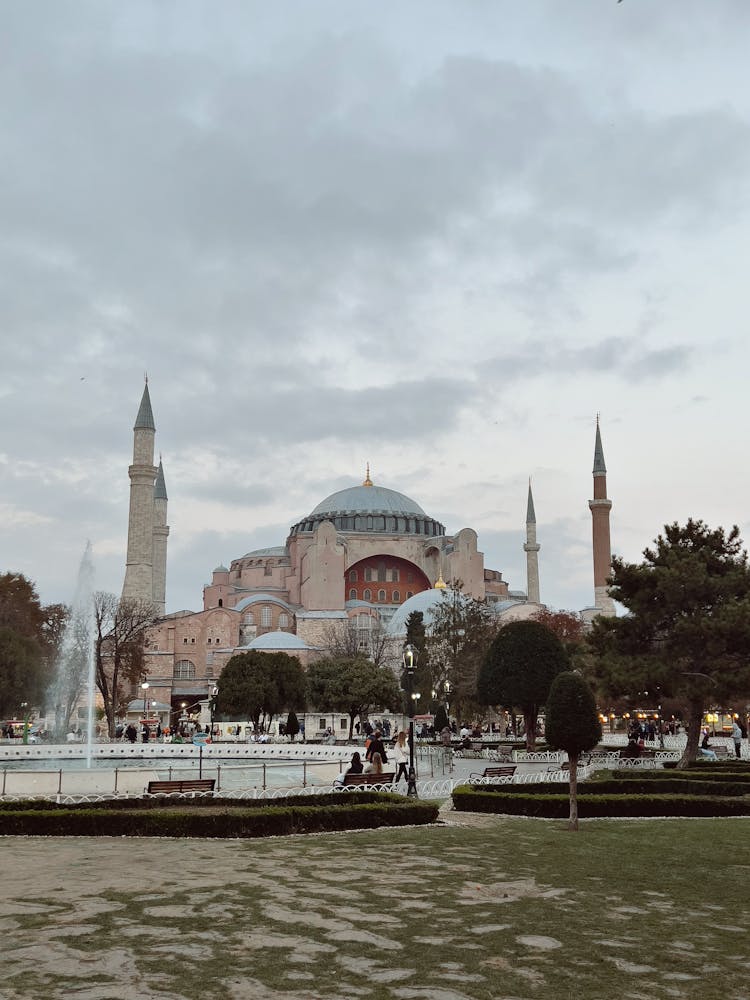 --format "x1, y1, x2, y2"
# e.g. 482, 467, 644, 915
363, 462, 373, 487
434, 571, 447, 590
